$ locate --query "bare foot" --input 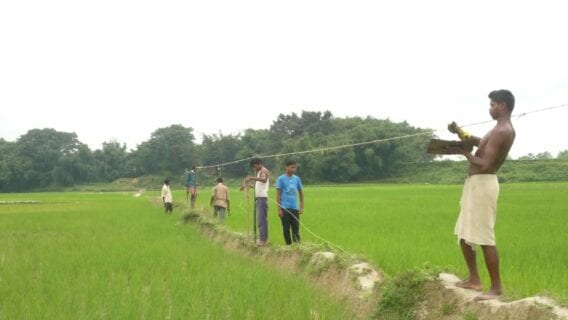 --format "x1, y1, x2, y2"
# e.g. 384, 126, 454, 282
473, 290, 502, 301
455, 280, 483, 291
